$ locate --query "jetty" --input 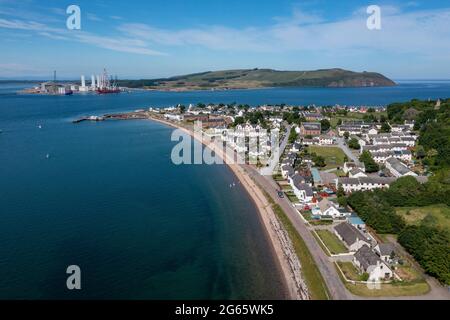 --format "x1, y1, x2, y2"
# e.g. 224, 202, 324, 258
73, 111, 148, 124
